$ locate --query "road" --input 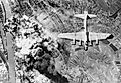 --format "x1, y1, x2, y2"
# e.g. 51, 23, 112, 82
0, 0, 12, 20
6, 32, 16, 83
0, 0, 15, 83
0, 22, 15, 83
